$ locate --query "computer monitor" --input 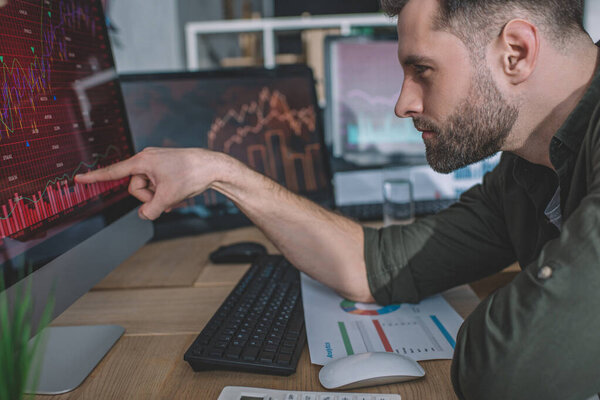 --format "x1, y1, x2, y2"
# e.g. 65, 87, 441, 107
119, 66, 334, 239
324, 36, 500, 217
325, 35, 425, 168
0, 0, 152, 394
